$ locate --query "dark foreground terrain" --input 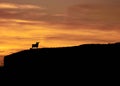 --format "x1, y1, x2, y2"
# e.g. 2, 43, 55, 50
0, 43, 119, 84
